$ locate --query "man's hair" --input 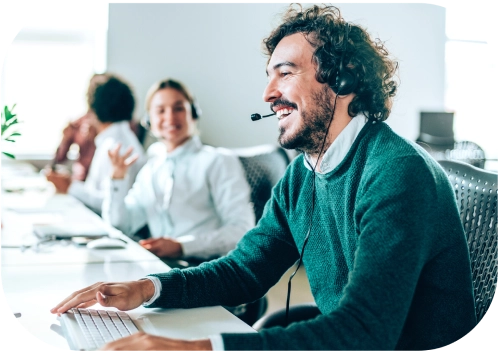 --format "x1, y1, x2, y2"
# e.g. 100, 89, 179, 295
263, 4, 398, 121
145, 78, 200, 119
89, 75, 135, 123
